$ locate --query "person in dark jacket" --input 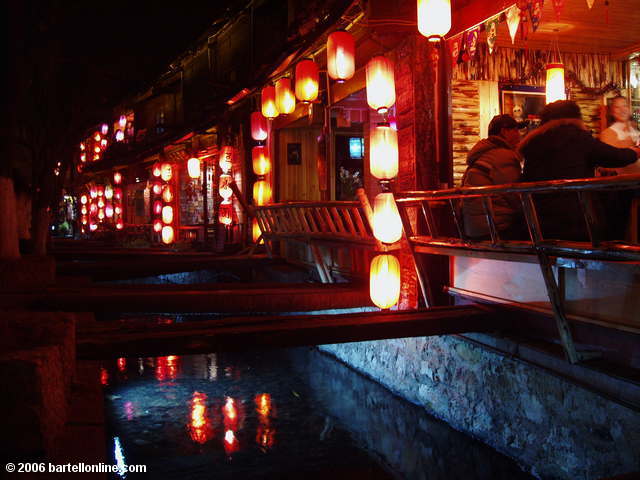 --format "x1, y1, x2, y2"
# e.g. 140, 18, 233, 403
519, 100, 639, 240
461, 114, 525, 239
